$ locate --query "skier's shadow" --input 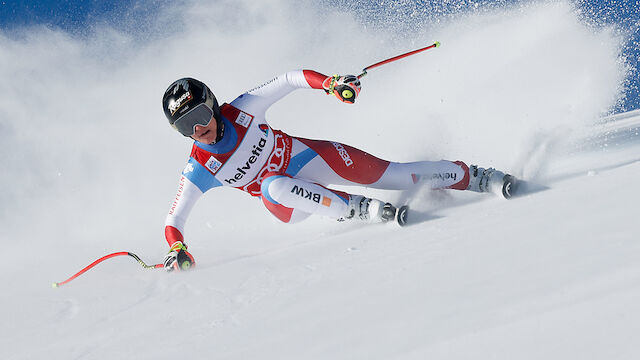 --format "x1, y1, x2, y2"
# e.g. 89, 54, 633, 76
393, 187, 457, 227
396, 180, 551, 227
402, 210, 443, 226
